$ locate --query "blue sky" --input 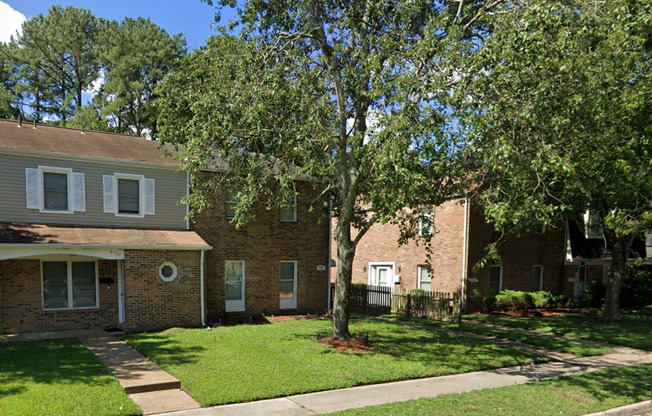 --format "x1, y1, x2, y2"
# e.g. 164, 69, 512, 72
1, 0, 238, 50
